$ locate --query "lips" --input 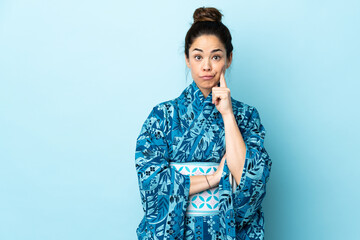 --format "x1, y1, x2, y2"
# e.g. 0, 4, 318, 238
200, 75, 214, 80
